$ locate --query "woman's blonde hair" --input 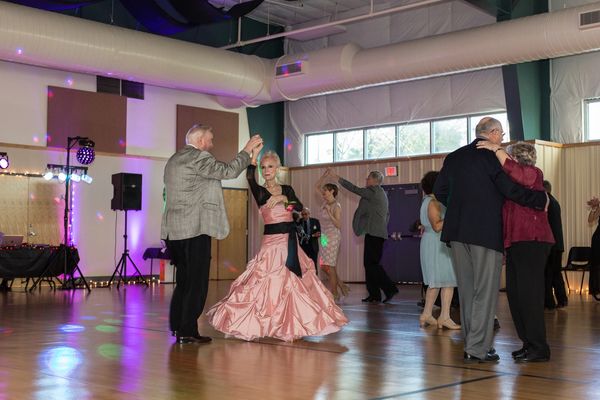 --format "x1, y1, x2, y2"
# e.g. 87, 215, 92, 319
507, 142, 536, 166
260, 150, 281, 167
